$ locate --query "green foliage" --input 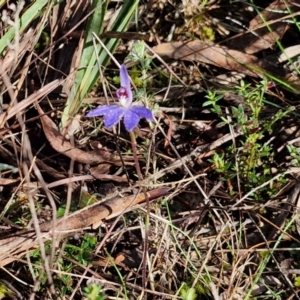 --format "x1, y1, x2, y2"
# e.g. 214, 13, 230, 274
287, 144, 300, 166
204, 79, 293, 195
27, 234, 98, 296
0, 282, 14, 299
203, 91, 224, 116
179, 280, 211, 300
34, 31, 50, 49
56, 272, 73, 296
126, 40, 152, 68
212, 152, 232, 175
294, 277, 300, 288
126, 40, 153, 92
83, 283, 106, 300
180, 285, 197, 300
57, 202, 77, 217
200, 24, 215, 41
259, 250, 271, 258
122, 39, 154, 118
61, 0, 139, 127
65, 234, 97, 266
